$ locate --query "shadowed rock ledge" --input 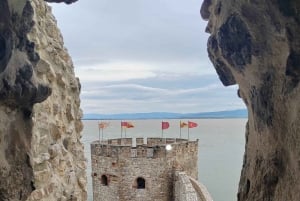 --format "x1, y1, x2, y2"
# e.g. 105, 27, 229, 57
201, 0, 300, 200
0, 0, 86, 200
44, 0, 78, 4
